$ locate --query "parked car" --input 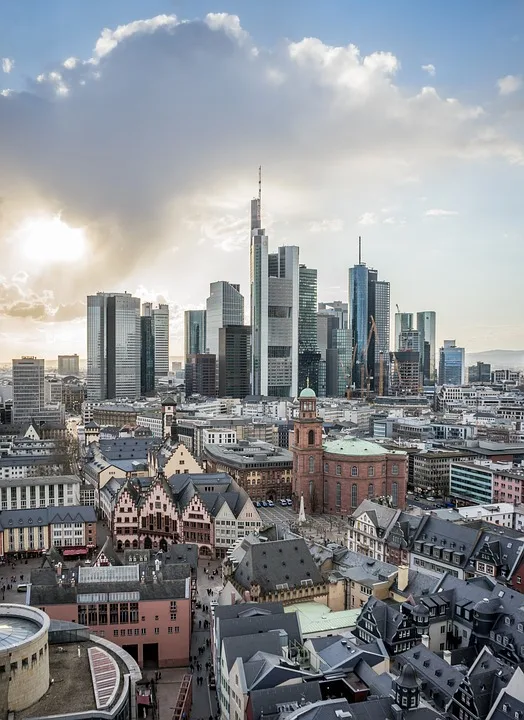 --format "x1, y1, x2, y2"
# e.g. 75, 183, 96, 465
255, 501, 261, 507
280, 499, 287, 506
286, 499, 293, 506
267, 500, 274, 507
262, 500, 268, 507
